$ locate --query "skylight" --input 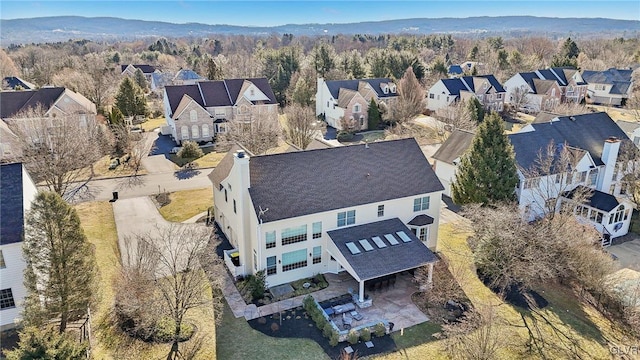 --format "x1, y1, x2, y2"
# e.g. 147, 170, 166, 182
372, 236, 387, 248
346, 242, 361, 255
396, 231, 412, 243
359, 239, 374, 251
384, 234, 399, 245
